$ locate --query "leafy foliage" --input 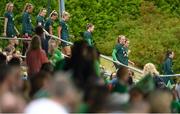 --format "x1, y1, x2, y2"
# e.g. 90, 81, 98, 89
0, 0, 179, 72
